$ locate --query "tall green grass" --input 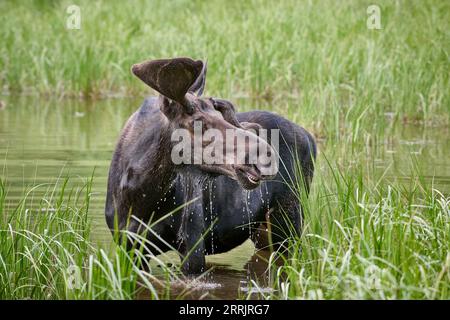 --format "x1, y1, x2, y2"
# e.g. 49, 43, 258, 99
1, 0, 449, 131
1, 161, 447, 299
260, 155, 449, 299
0, 175, 183, 299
